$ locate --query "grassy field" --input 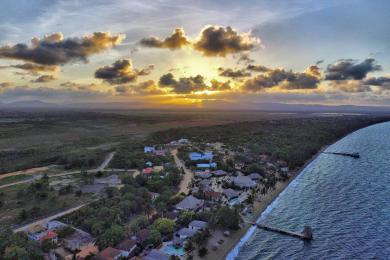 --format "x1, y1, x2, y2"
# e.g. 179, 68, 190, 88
0, 109, 312, 174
